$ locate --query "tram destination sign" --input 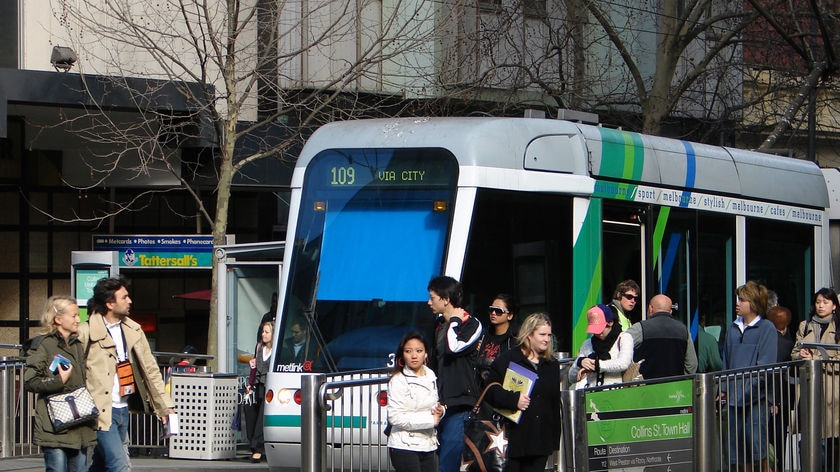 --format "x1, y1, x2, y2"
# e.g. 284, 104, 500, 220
93, 235, 214, 269
585, 379, 694, 471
